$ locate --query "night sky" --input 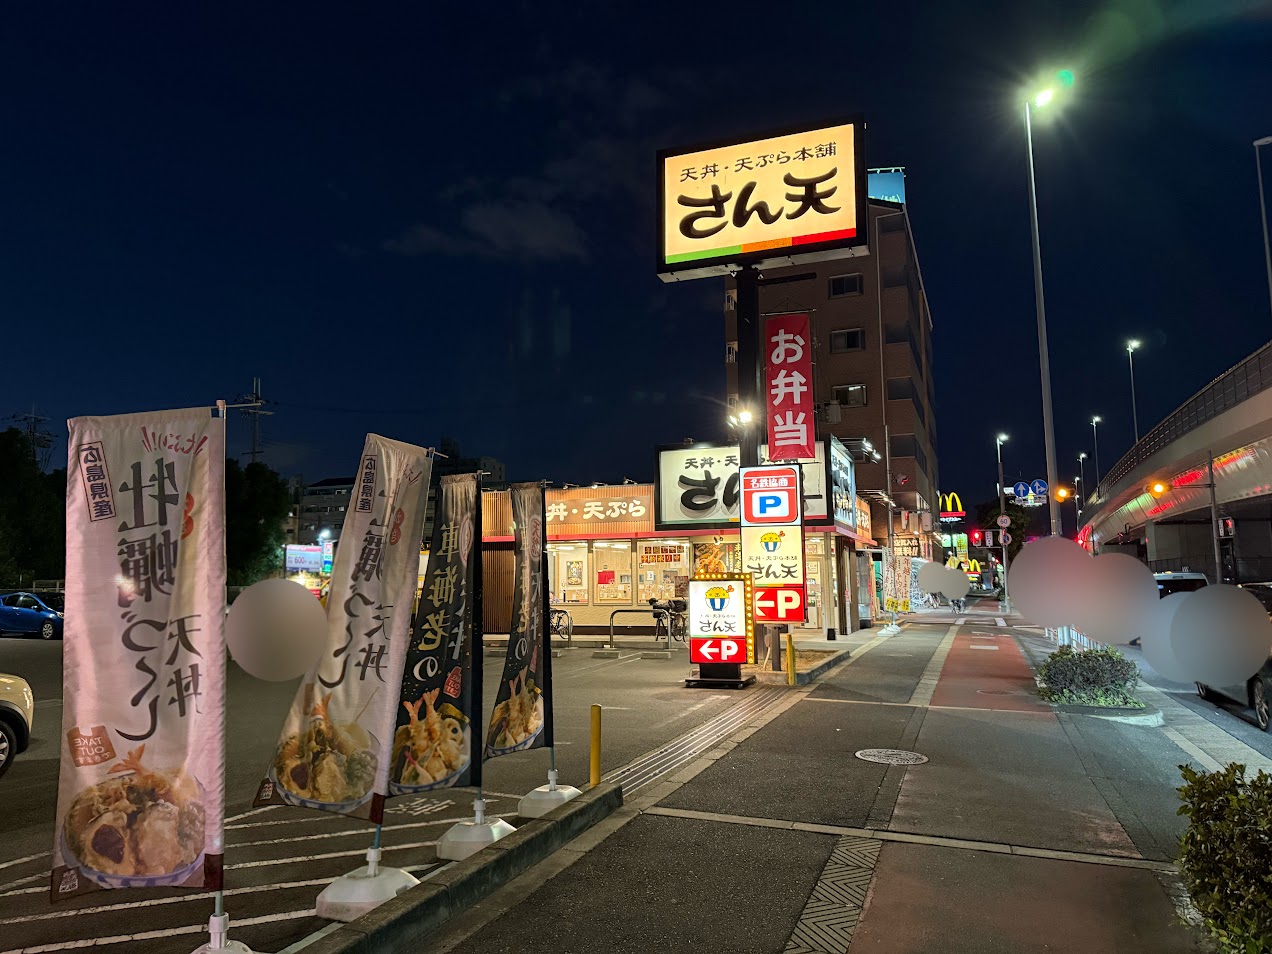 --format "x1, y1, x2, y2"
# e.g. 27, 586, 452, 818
4, 2, 1271, 503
